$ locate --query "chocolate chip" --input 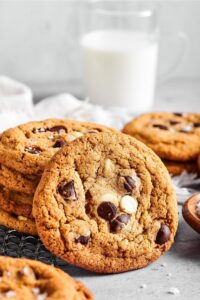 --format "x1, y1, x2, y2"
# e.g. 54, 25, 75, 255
17, 267, 29, 277
57, 180, 77, 201
32, 127, 47, 133
75, 235, 90, 245
193, 122, 200, 128
97, 201, 117, 221
53, 140, 65, 148
49, 126, 67, 133
179, 129, 188, 133
110, 214, 130, 233
152, 124, 169, 130
116, 214, 130, 224
24, 146, 42, 154
110, 219, 123, 233
124, 176, 136, 193
17, 270, 25, 277
156, 224, 171, 245
173, 112, 183, 117
169, 120, 181, 125
85, 203, 91, 214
